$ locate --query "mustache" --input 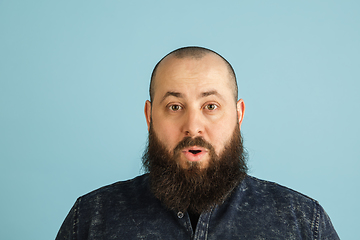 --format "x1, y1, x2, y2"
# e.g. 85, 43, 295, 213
173, 136, 215, 154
